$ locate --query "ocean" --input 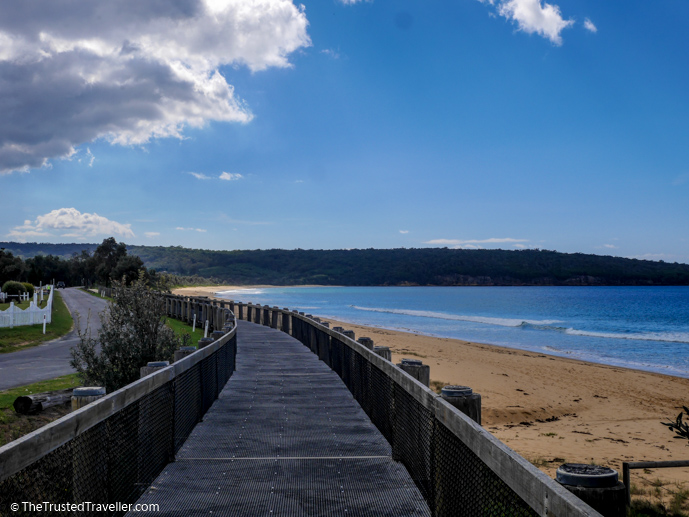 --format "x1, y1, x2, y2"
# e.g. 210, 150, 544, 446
216, 286, 689, 378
